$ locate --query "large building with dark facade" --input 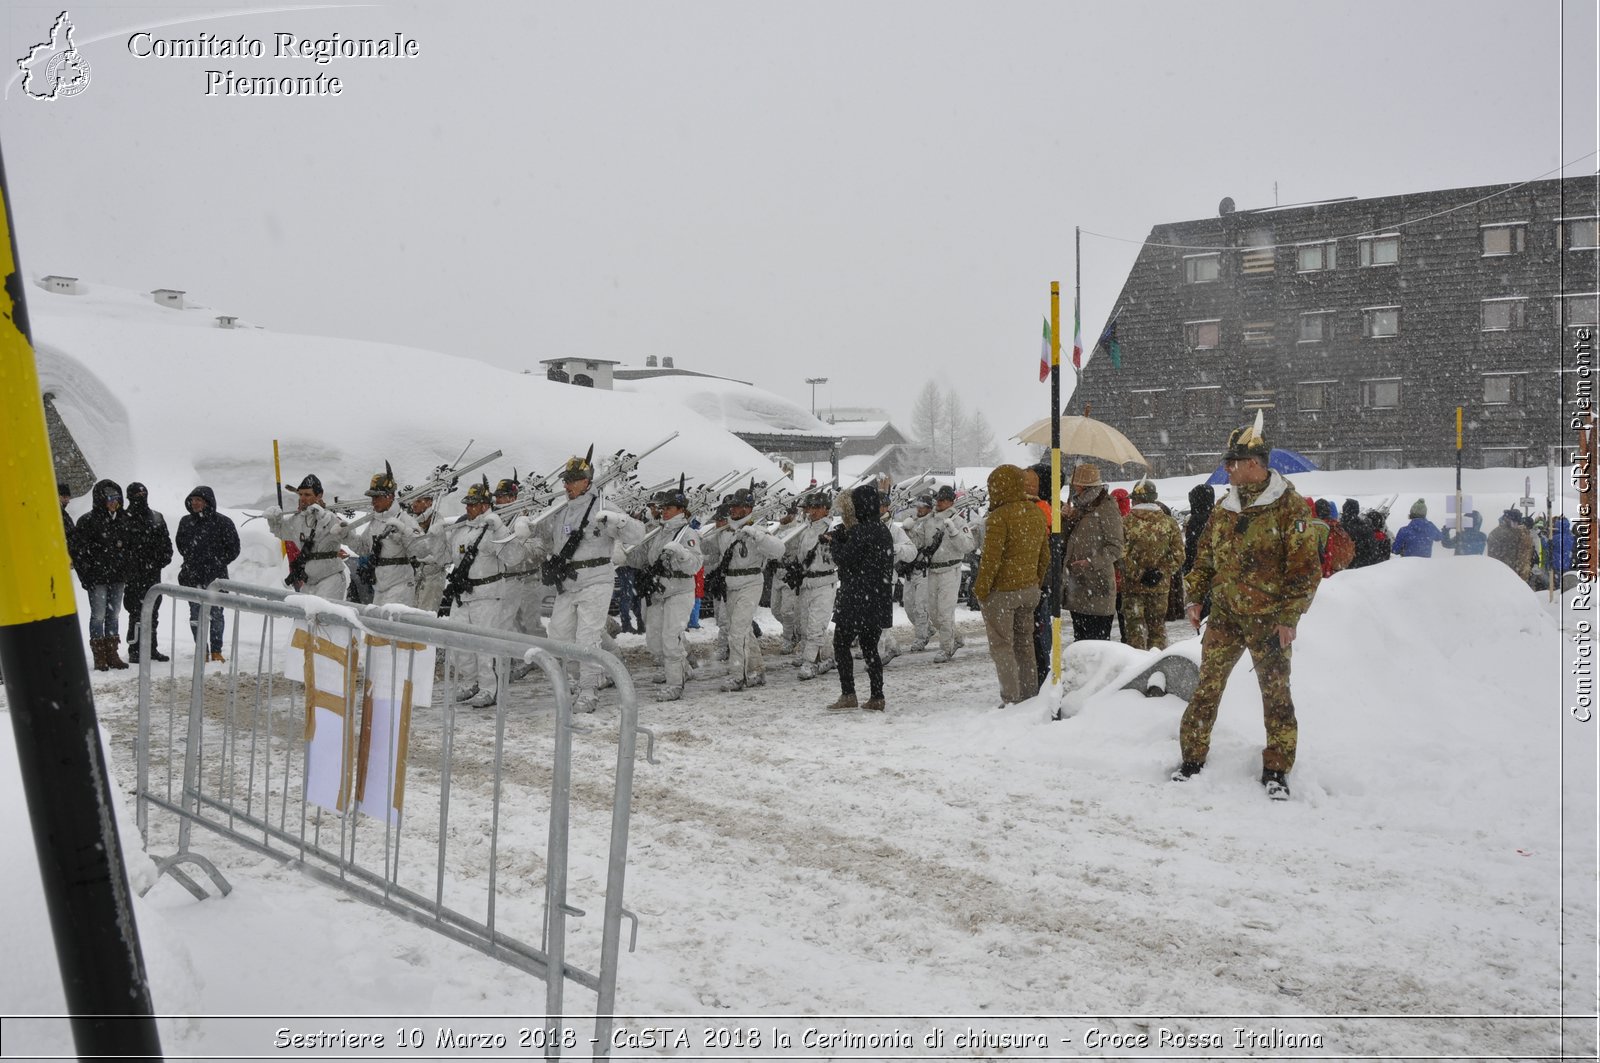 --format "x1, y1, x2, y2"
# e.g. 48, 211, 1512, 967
1076, 176, 1597, 477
